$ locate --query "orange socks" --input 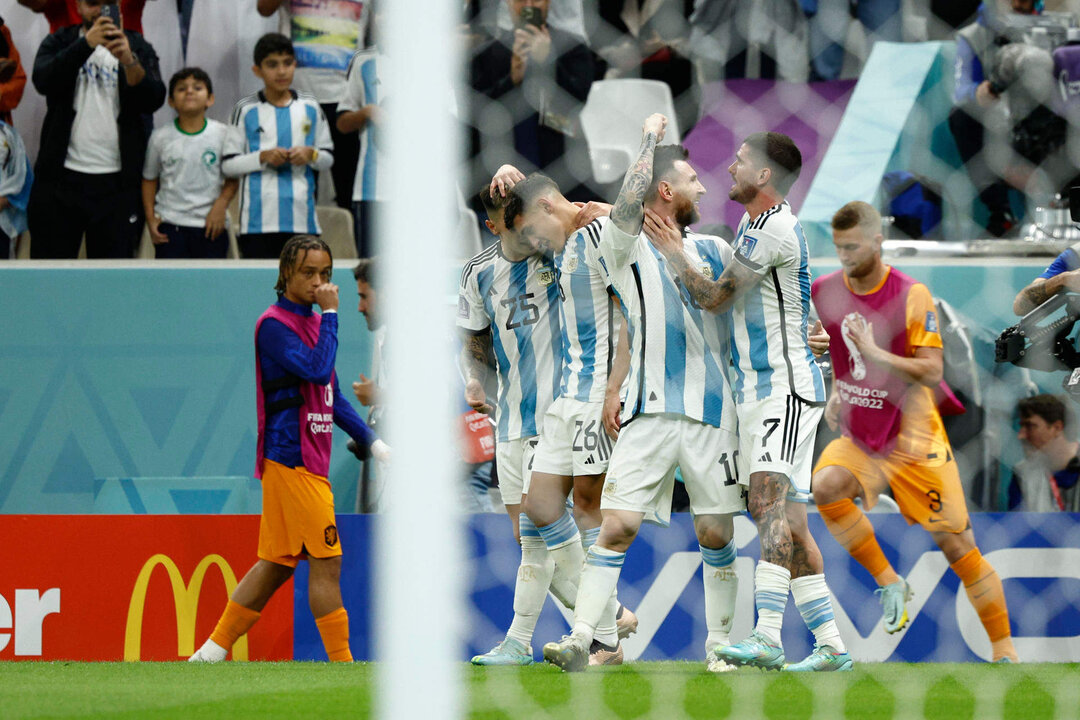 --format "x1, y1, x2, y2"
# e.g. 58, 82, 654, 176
951, 548, 1016, 661
209, 600, 261, 651
315, 607, 353, 662
818, 499, 900, 586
